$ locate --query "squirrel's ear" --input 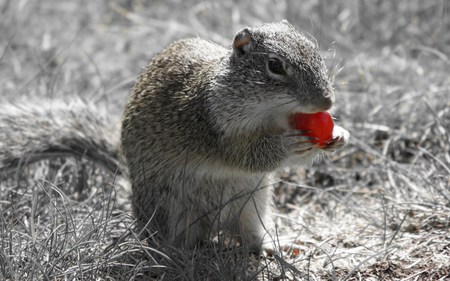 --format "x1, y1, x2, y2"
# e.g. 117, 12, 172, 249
232, 28, 254, 56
